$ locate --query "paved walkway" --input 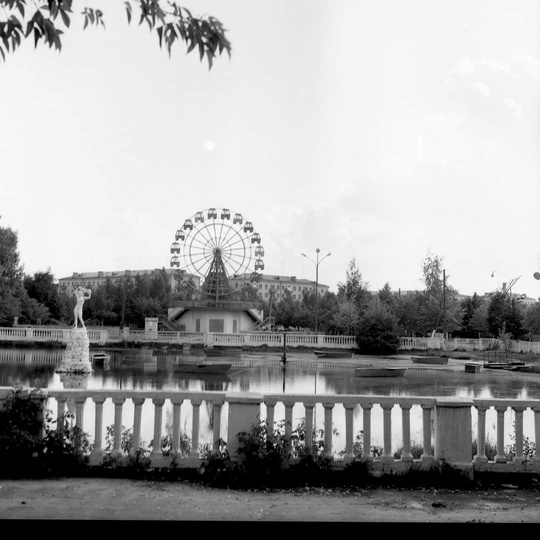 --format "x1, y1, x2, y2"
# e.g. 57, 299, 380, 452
0, 477, 538, 523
